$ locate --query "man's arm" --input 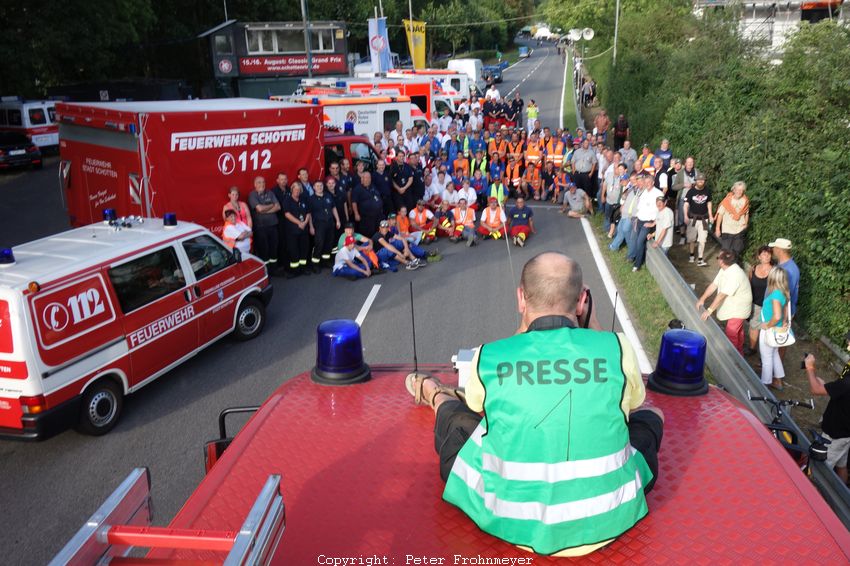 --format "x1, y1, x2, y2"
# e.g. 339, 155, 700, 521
701, 292, 727, 321
696, 282, 718, 311
804, 355, 829, 396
